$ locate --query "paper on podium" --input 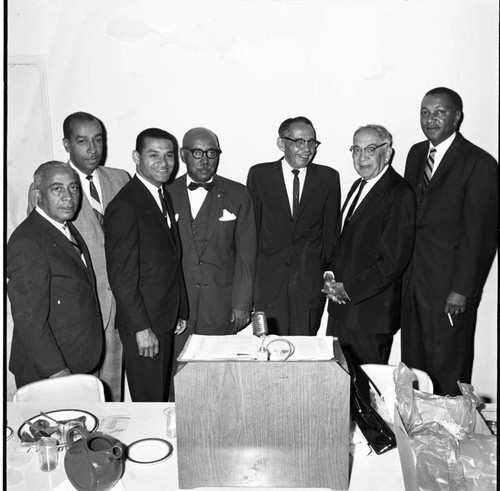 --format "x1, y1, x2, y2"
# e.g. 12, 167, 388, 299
178, 334, 335, 361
